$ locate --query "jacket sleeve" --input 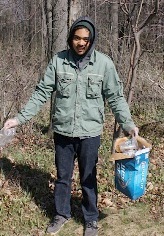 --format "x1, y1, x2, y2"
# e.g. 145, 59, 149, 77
103, 59, 135, 133
16, 57, 56, 124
